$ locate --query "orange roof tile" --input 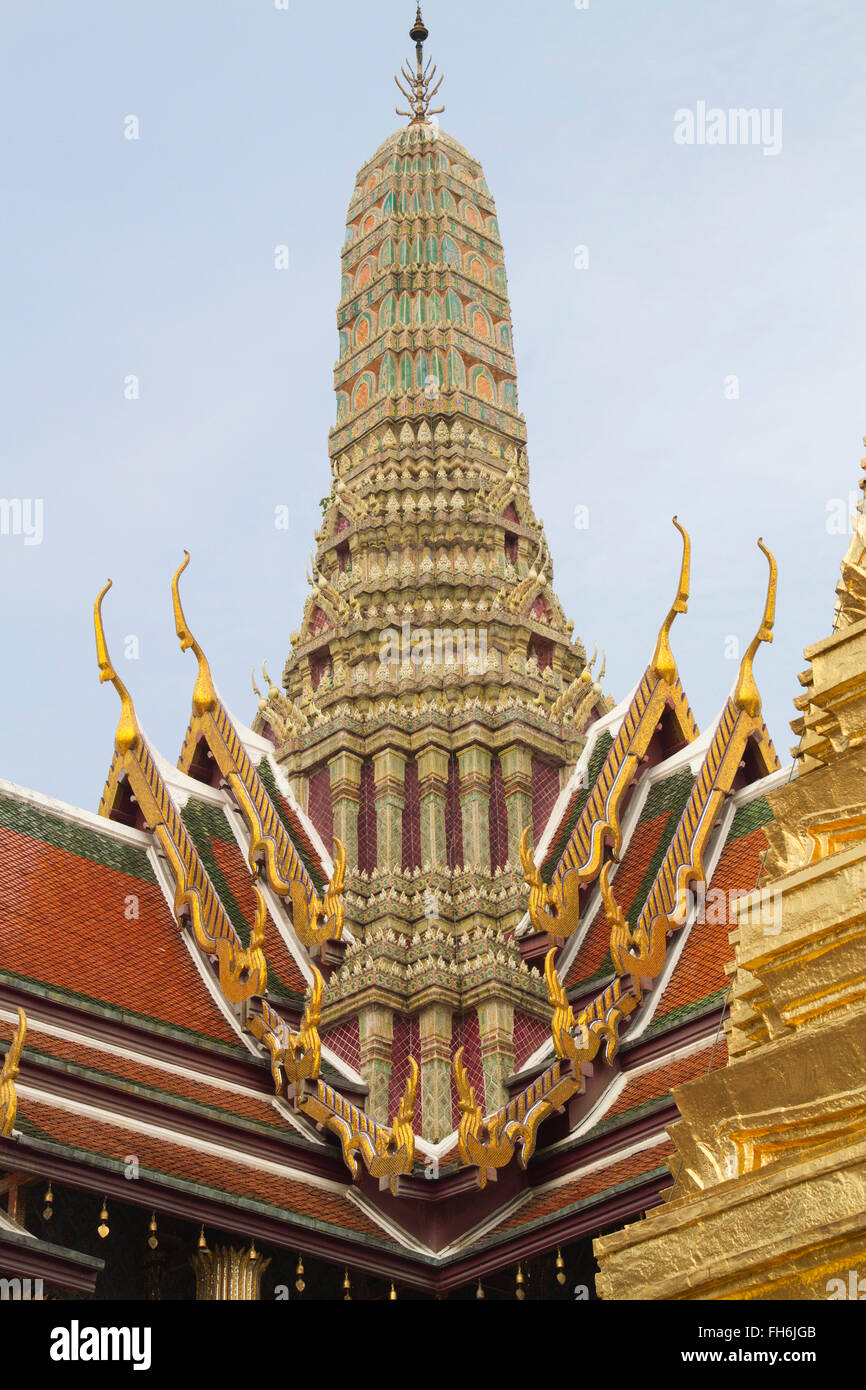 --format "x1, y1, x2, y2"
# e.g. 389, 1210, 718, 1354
497, 1139, 676, 1231
565, 812, 670, 987
0, 1017, 283, 1132
651, 826, 767, 1024
0, 824, 241, 1047
605, 1041, 728, 1121
19, 1098, 381, 1237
